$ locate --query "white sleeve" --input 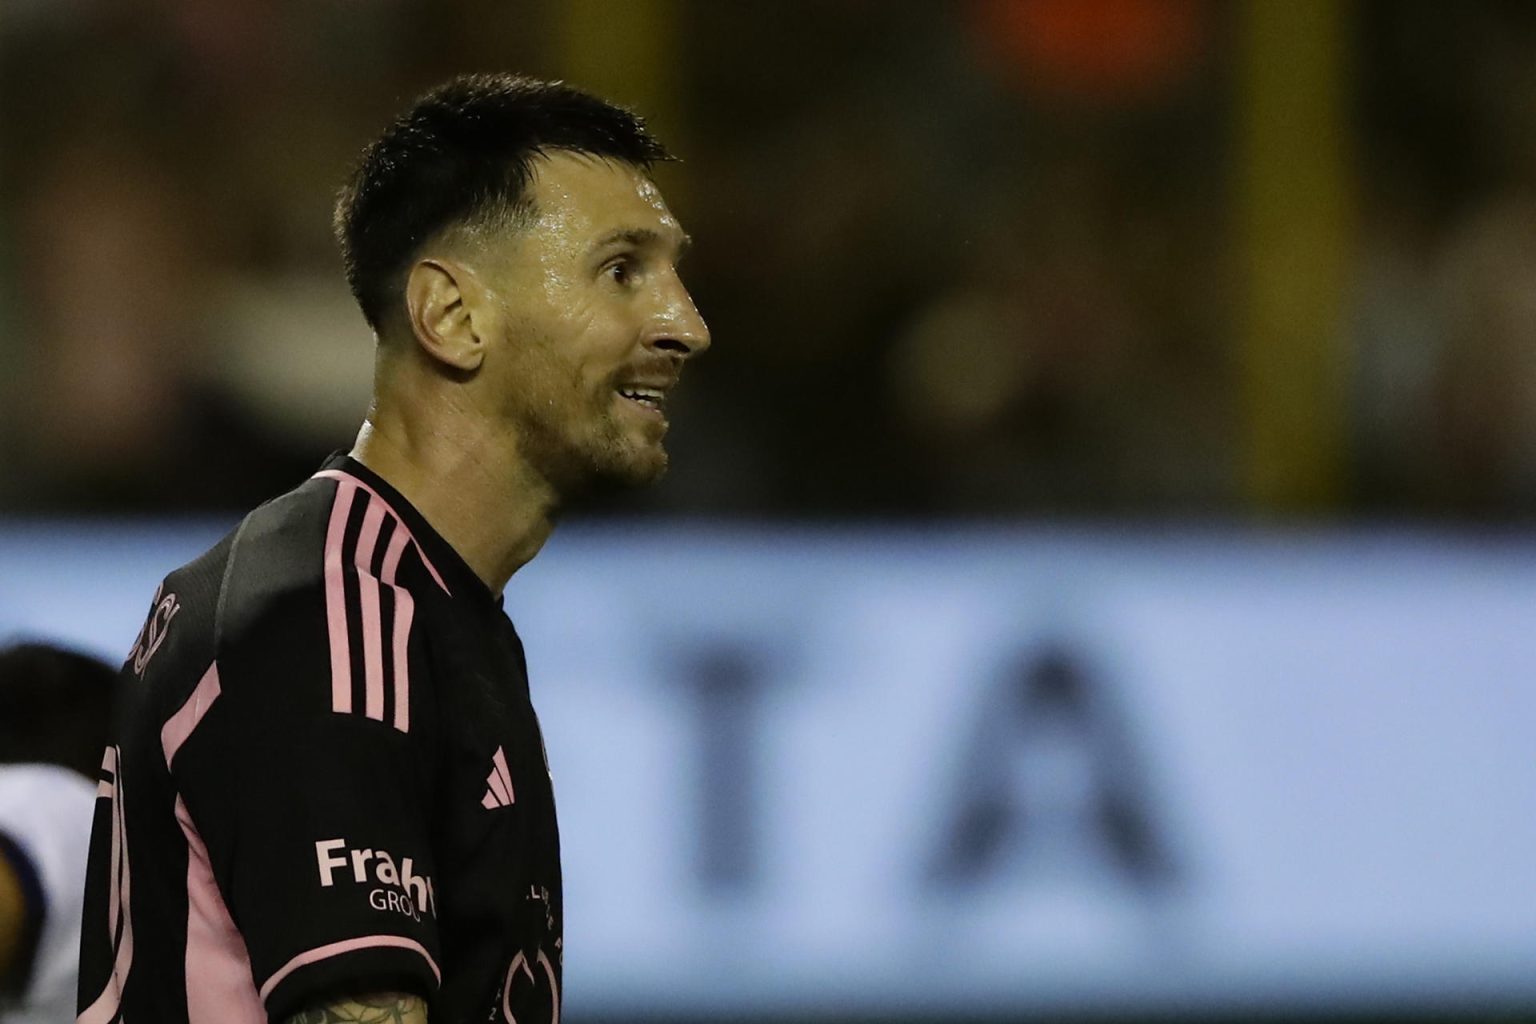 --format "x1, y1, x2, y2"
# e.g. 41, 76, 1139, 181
0, 763, 99, 1023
